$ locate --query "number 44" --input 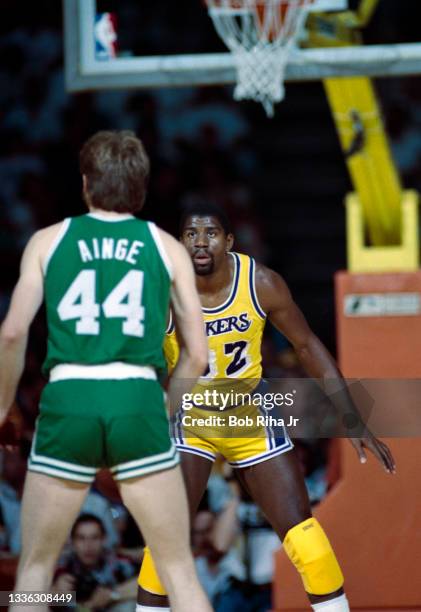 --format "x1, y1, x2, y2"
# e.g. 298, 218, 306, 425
57, 269, 145, 337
